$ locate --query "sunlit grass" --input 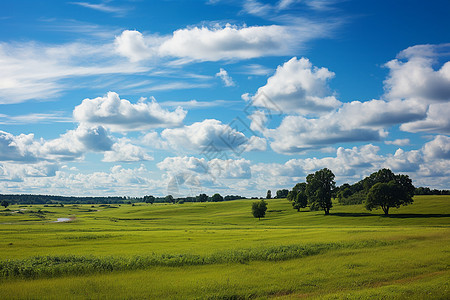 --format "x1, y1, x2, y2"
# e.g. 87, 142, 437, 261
0, 195, 448, 299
